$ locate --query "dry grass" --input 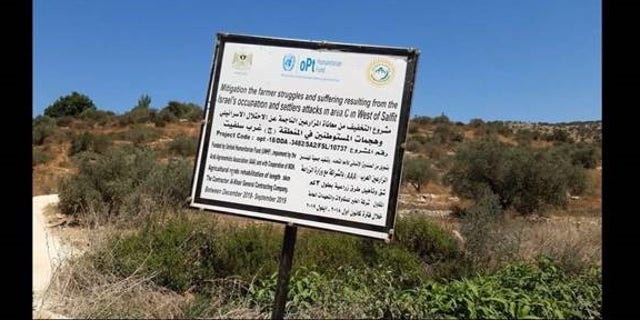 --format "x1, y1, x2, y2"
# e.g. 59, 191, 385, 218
516, 216, 601, 270
468, 214, 602, 273
50, 260, 187, 318
43, 211, 269, 319
44, 222, 185, 319
47, 244, 267, 318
